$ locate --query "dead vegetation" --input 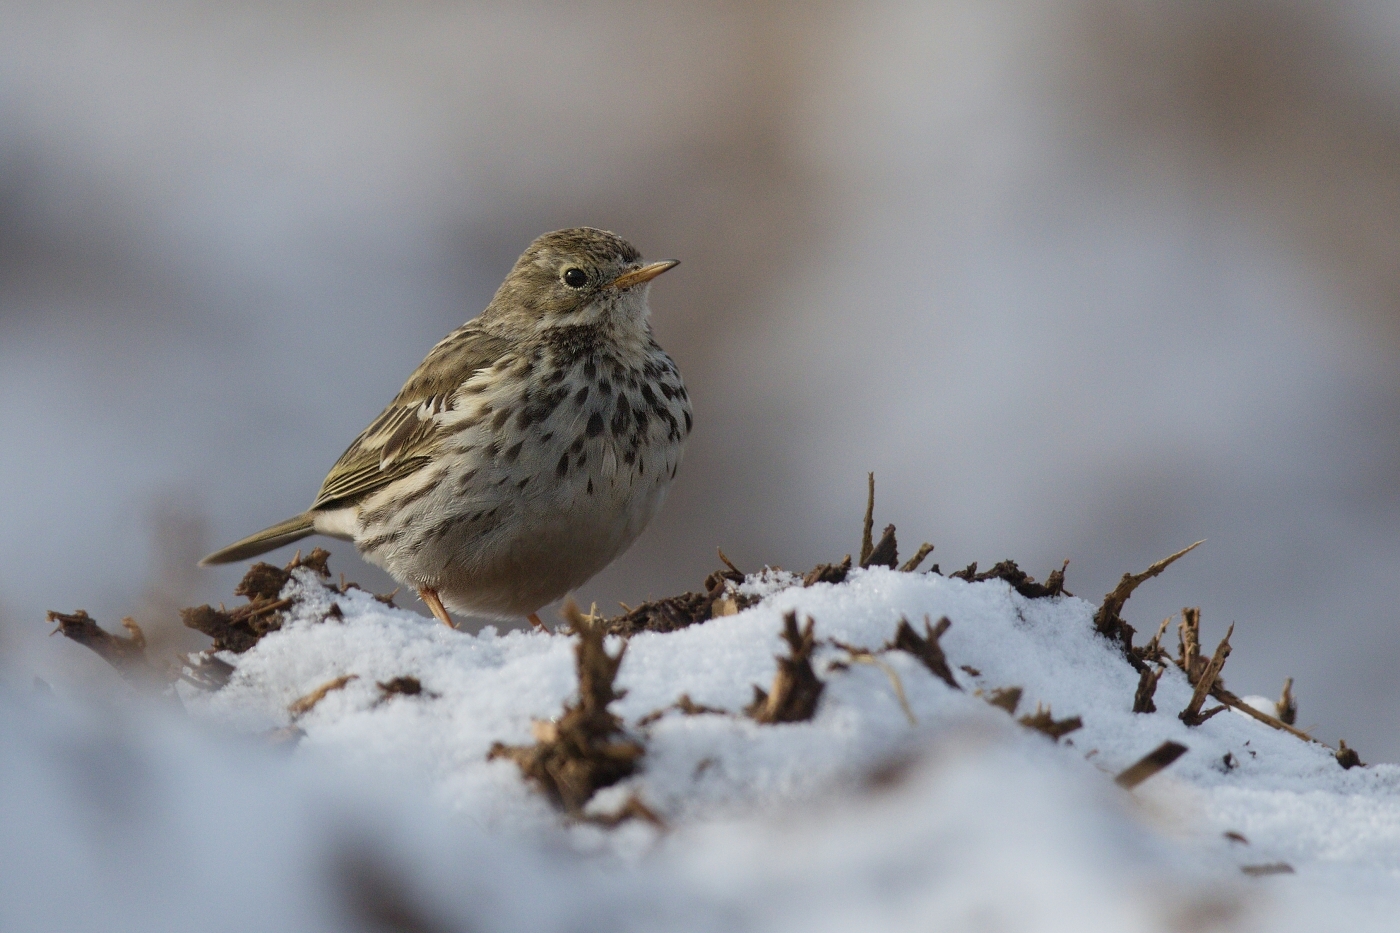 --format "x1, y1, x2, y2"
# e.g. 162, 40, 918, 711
745, 612, 825, 724
1115, 741, 1189, 789
488, 602, 645, 814
180, 548, 335, 653
887, 616, 959, 690
1018, 705, 1084, 741
43, 470, 1364, 834
1094, 541, 1204, 668
289, 674, 358, 718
